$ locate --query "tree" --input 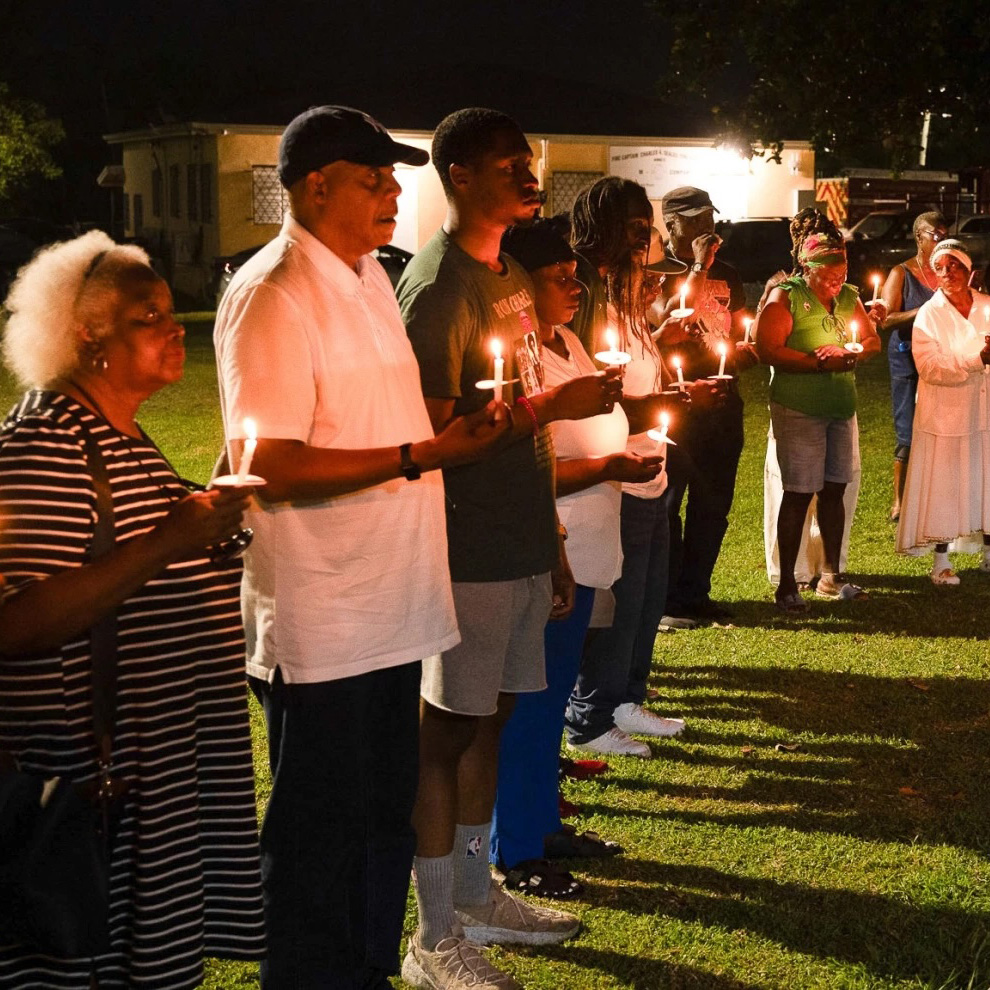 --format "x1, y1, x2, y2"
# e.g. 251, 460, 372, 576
655, 0, 990, 174
0, 83, 64, 210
